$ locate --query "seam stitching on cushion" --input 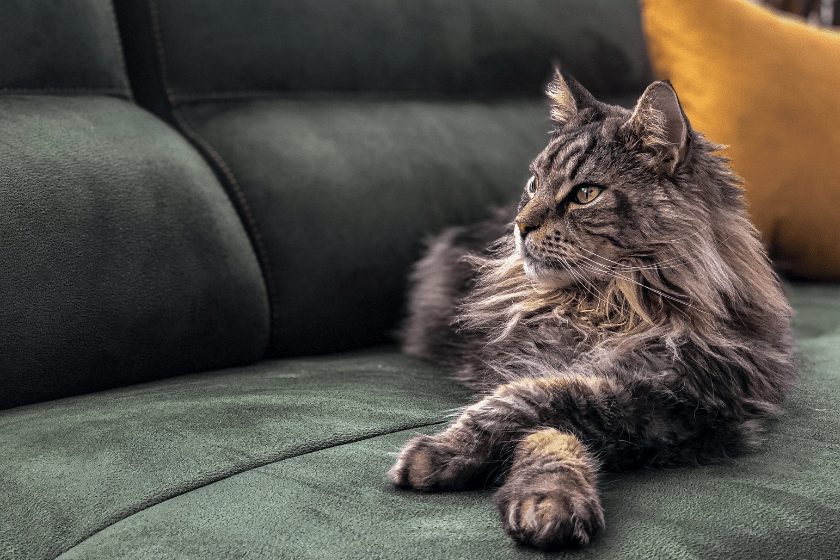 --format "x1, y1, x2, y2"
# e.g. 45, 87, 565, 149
104, 0, 134, 101
168, 109, 280, 343
0, 87, 129, 95
146, 0, 175, 106
53, 419, 448, 558
145, 0, 279, 355
166, 89, 546, 105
